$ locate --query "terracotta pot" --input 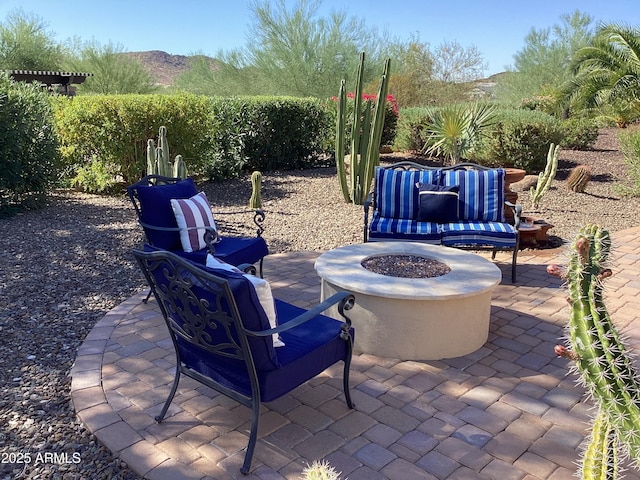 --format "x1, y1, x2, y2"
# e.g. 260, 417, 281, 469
504, 168, 527, 189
